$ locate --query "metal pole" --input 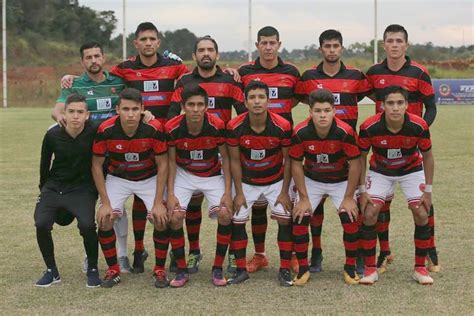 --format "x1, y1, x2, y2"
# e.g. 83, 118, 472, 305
374, 0, 378, 64
3, 0, 7, 108
122, 0, 126, 61
248, 0, 252, 61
